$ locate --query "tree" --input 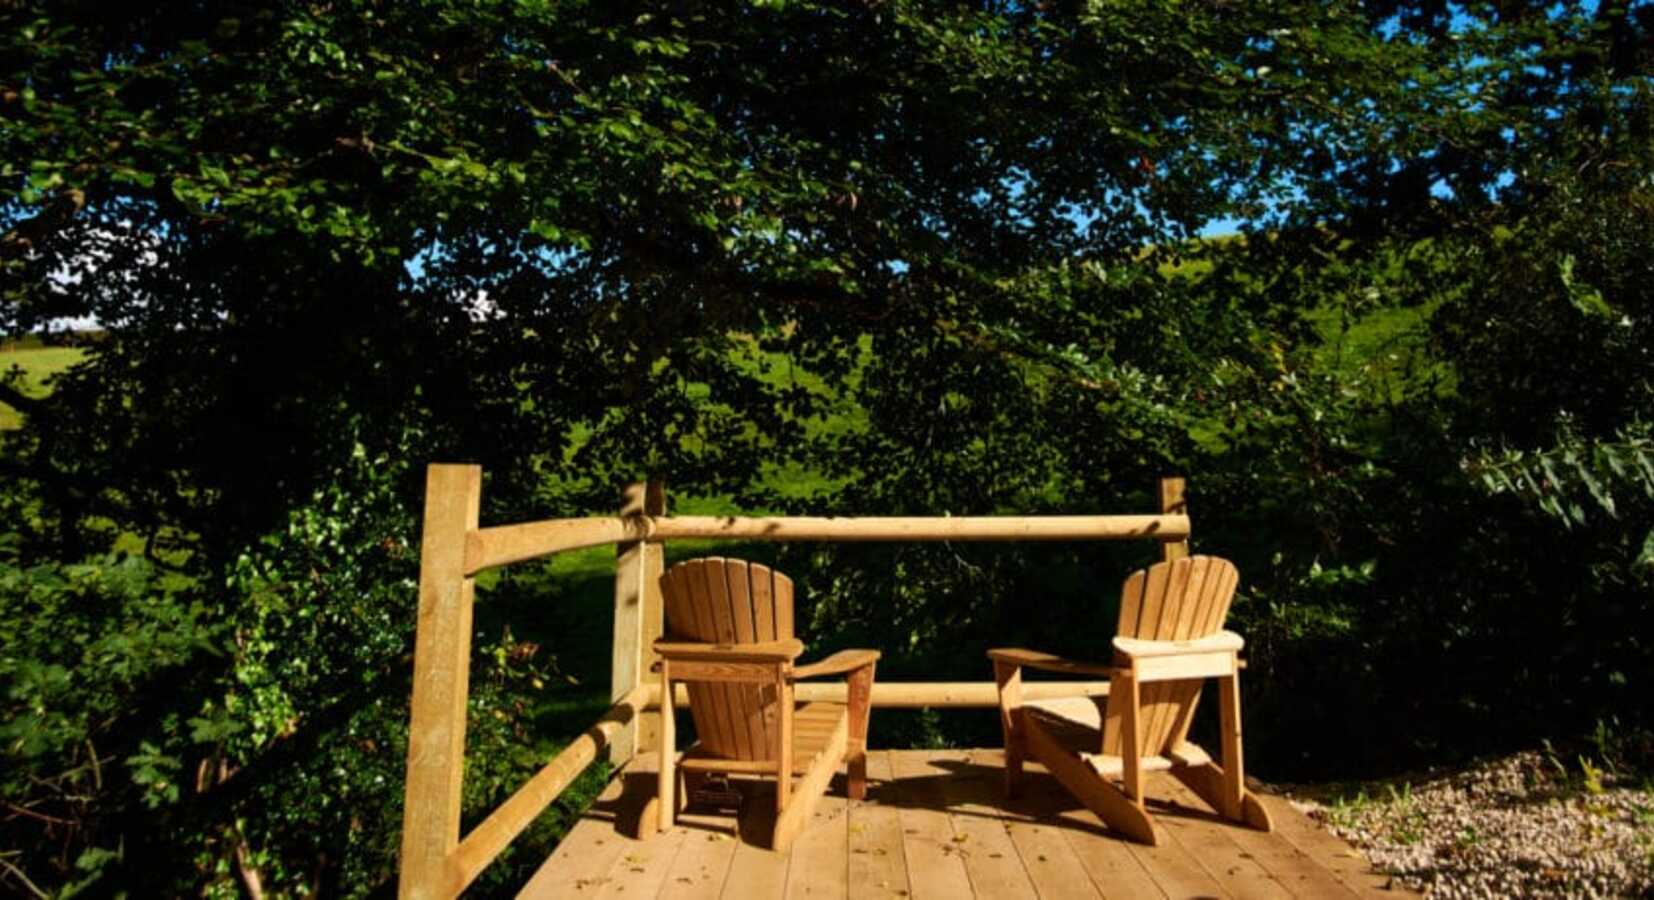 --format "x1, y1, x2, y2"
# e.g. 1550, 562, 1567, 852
2, 1, 1436, 548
